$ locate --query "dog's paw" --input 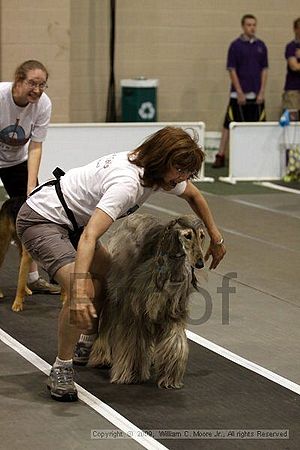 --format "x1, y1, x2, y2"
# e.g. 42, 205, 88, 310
60, 291, 68, 303
157, 379, 184, 389
0, 289, 4, 299
11, 300, 24, 312
25, 286, 32, 296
